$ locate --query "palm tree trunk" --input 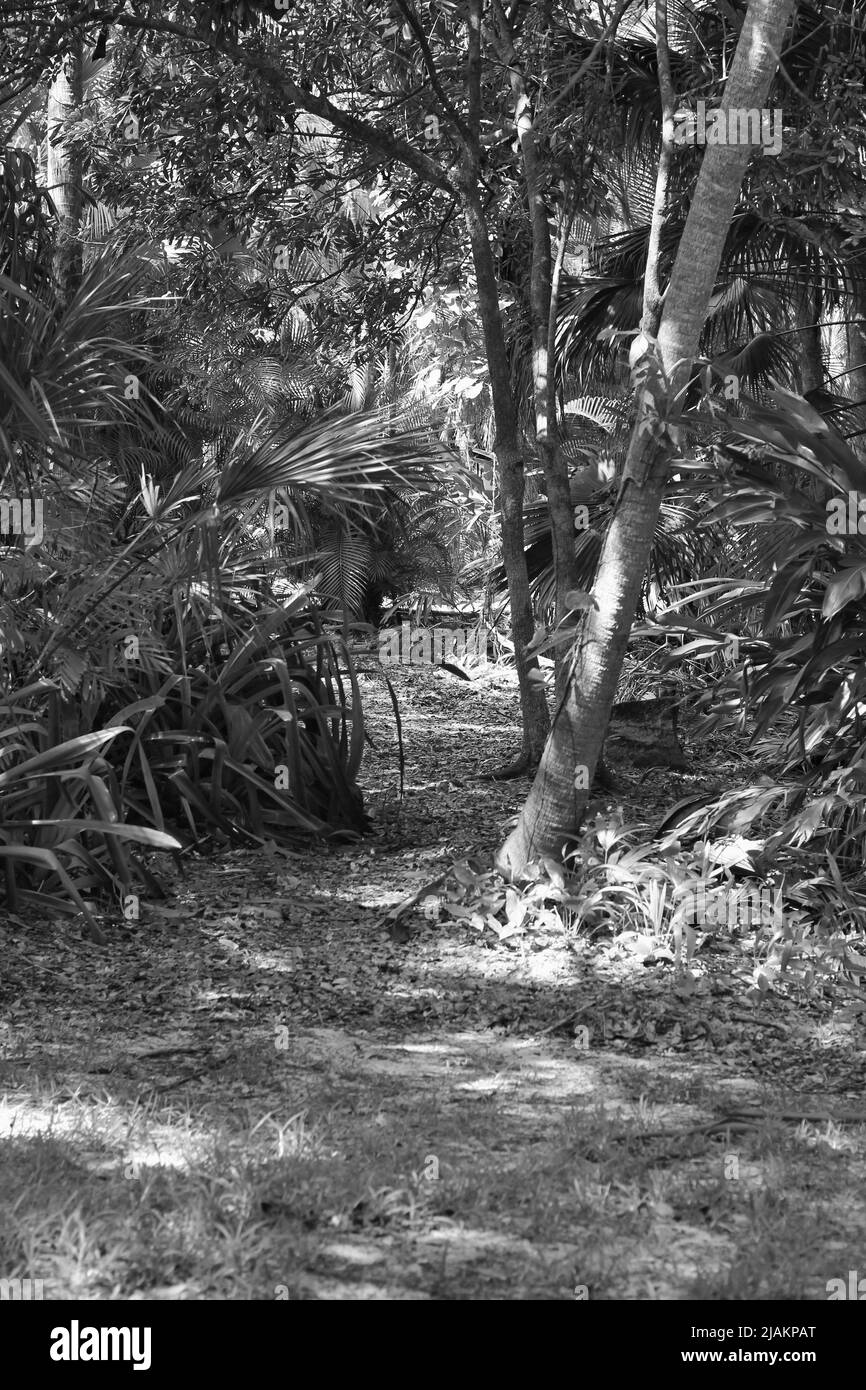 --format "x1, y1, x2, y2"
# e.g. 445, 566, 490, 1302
830, 287, 866, 459
46, 37, 83, 311
497, 0, 798, 877
799, 286, 824, 394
